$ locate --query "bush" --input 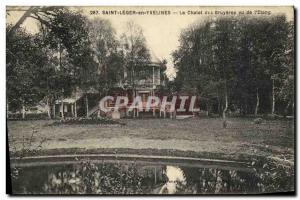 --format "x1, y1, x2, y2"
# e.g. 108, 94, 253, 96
50, 117, 123, 126
8, 113, 49, 120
